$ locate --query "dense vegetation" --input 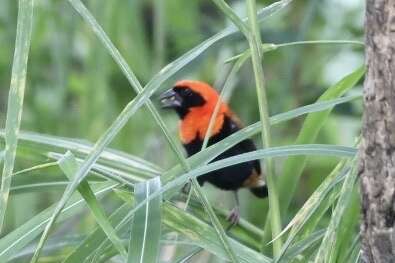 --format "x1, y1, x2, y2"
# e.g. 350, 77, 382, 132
0, 0, 364, 262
